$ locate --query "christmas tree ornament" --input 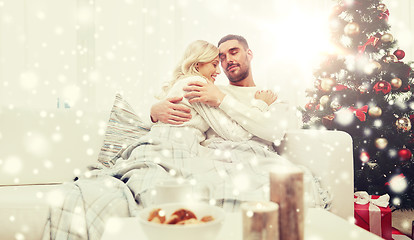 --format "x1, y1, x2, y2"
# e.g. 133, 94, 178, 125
377, 3, 387, 12
373, 81, 391, 94
396, 117, 412, 132
398, 149, 412, 161
322, 114, 335, 128
379, 12, 389, 21
333, 84, 349, 91
350, 105, 368, 121
344, 22, 360, 36
381, 33, 394, 43
315, 104, 322, 111
364, 60, 382, 75
381, 53, 398, 63
358, 37, 380, 54
330, 100, 341, 111
375, 138, 388, 150
390, 77, 402, 90
319, 95, 330, 106
320, 78, 336, 92
393, 49, 405, 60
305, 102, 315, 111
401, 85, 411, 92
368, 106, 382, 117
360, 151, 370, 163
